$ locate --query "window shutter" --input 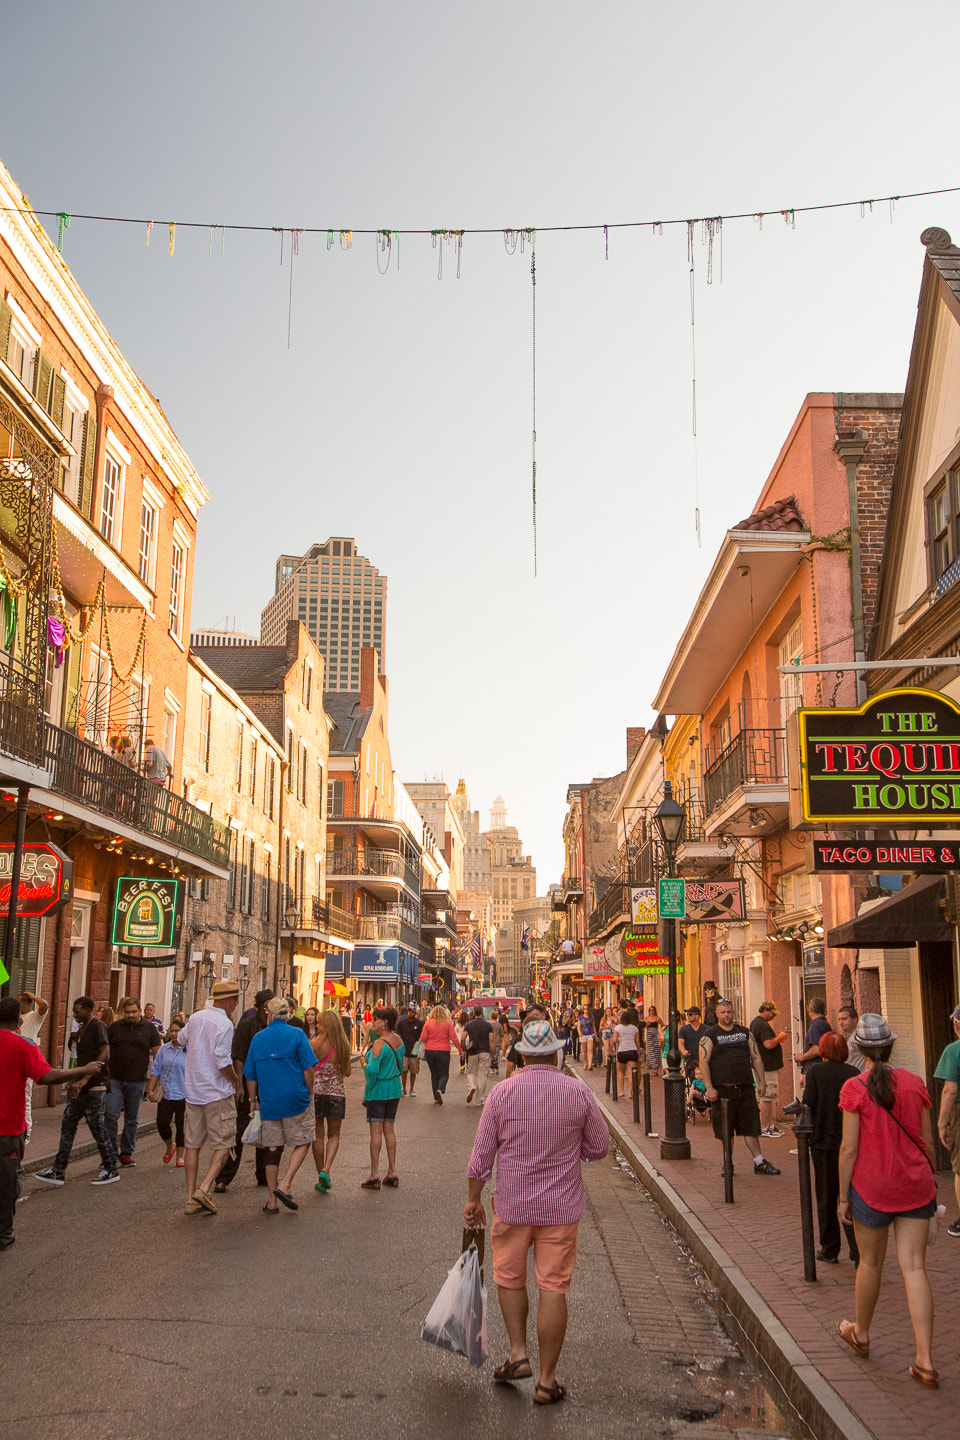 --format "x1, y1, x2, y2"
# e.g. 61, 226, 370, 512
51, 372, 66, 430
35, 350, 53, 411
0, 300, 11, 361
63, 639, 83, 730
80, 412, 96, 516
